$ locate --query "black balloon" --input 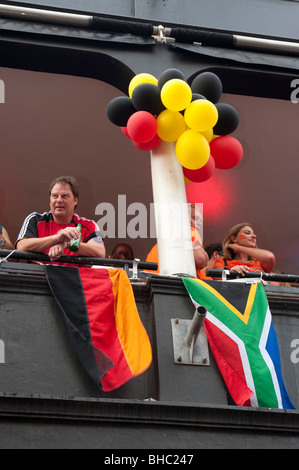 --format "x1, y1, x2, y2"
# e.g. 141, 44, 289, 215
213, 103, 240, 135
191, 92, 206, 101
158, 68, 186, 89
191, 72, 222, 103
132, 83, 165, 116
106, 96, 136, 127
